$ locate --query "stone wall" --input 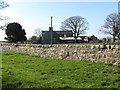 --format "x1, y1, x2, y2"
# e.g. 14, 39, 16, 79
1, 44, 120, 65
